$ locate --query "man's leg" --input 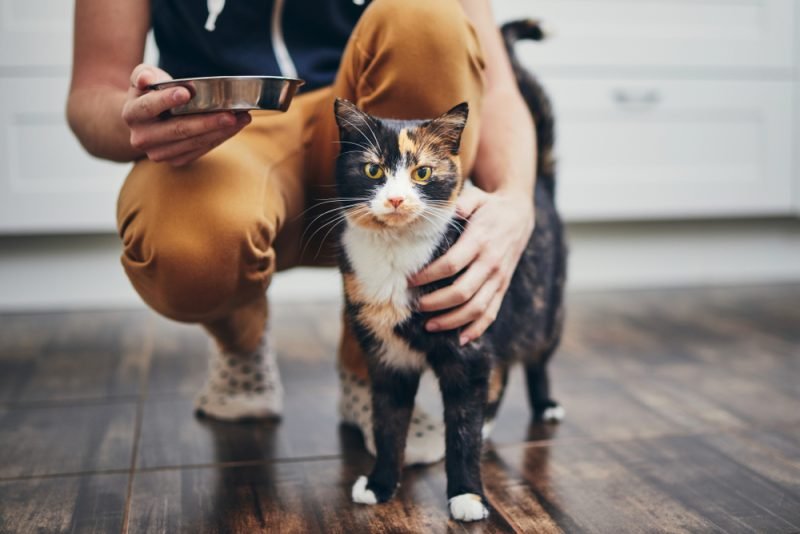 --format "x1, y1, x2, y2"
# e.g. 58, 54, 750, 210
307, 0, 486, 463
117, 104, 311, 420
